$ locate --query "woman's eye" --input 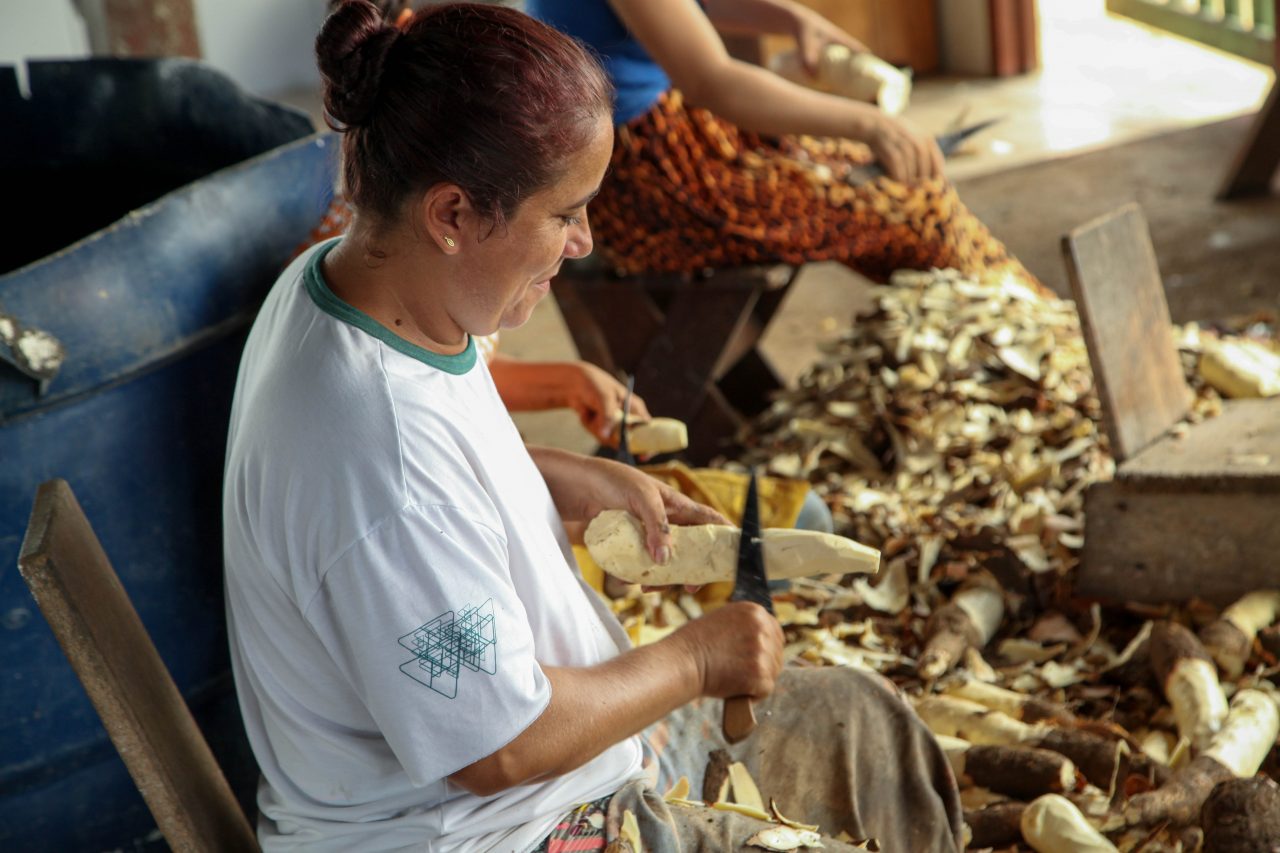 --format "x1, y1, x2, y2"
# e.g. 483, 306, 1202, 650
560, 213, 583, 226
